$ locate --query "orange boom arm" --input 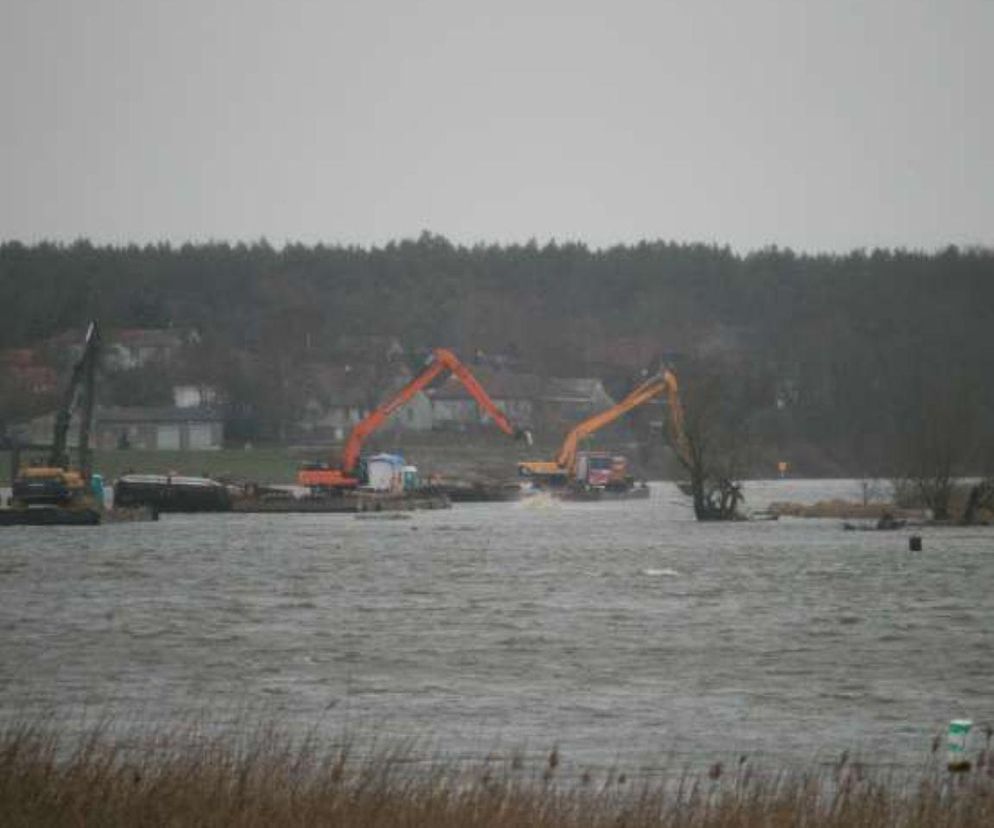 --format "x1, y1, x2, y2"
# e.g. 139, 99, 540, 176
299, 348, 530, 489
519, 367, 689, 479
